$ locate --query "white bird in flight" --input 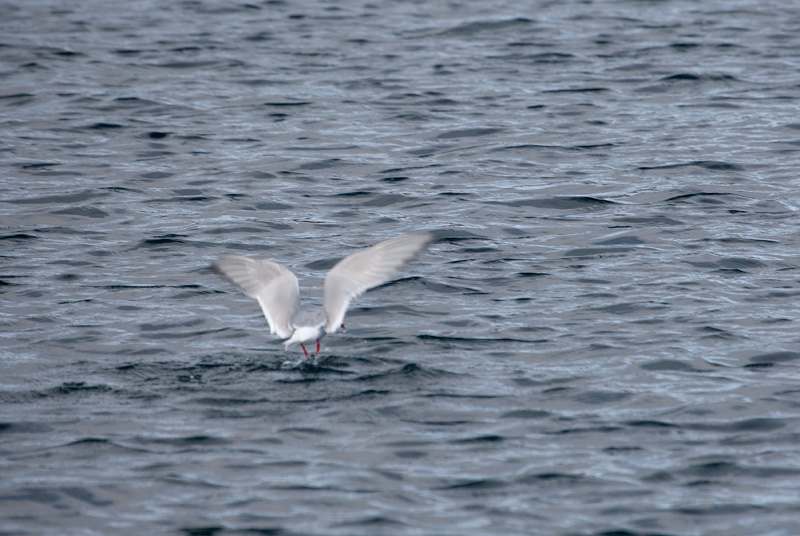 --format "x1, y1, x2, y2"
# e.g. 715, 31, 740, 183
211, 232, 433, 361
